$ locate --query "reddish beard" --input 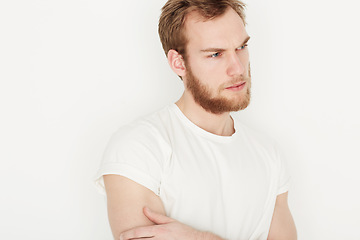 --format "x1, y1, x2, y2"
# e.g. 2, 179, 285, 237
185, 64, 251, 114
